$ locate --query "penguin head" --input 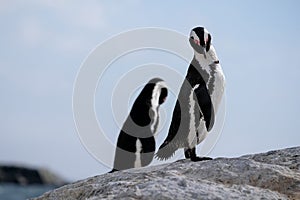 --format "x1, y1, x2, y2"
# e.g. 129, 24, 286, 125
147, 78, 168, 106
189, 27, 212, 54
